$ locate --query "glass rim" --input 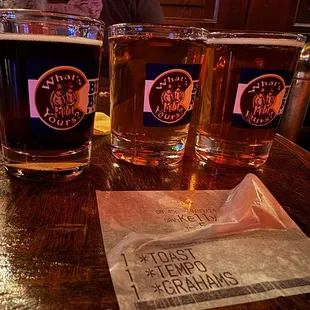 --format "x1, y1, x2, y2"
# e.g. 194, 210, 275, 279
208, 30, 306, 43
0, 9, 105, 27
108, 23, 208, 39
